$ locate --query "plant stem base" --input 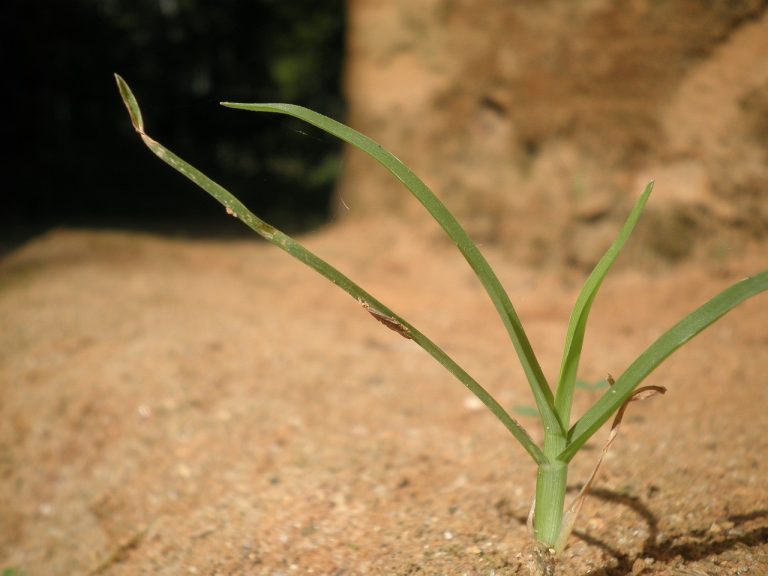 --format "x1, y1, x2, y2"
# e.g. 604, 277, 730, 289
526, 540, 557, 576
